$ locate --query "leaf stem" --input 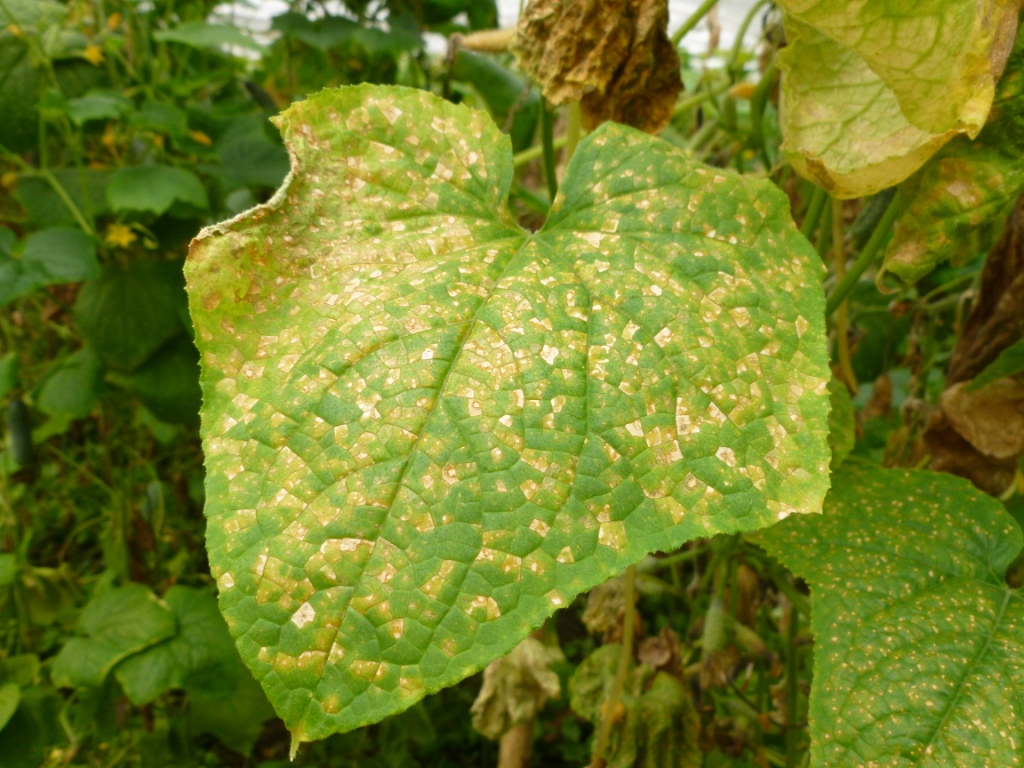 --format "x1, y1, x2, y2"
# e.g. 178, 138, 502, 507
541, 100, 558, 202
832, 197, 858, 391
565, 101, 582, 164
671, 0, 719, 47
513, 136, 568, 168
726, 0, 771, 76
799, 186, 827, 241
591, 565, 636, 768
825, 196, 900, 316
